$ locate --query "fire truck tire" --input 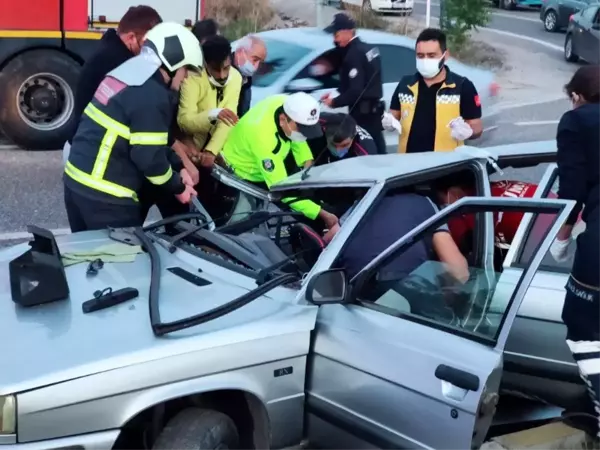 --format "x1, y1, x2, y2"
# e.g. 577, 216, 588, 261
0, 50, 81, 150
